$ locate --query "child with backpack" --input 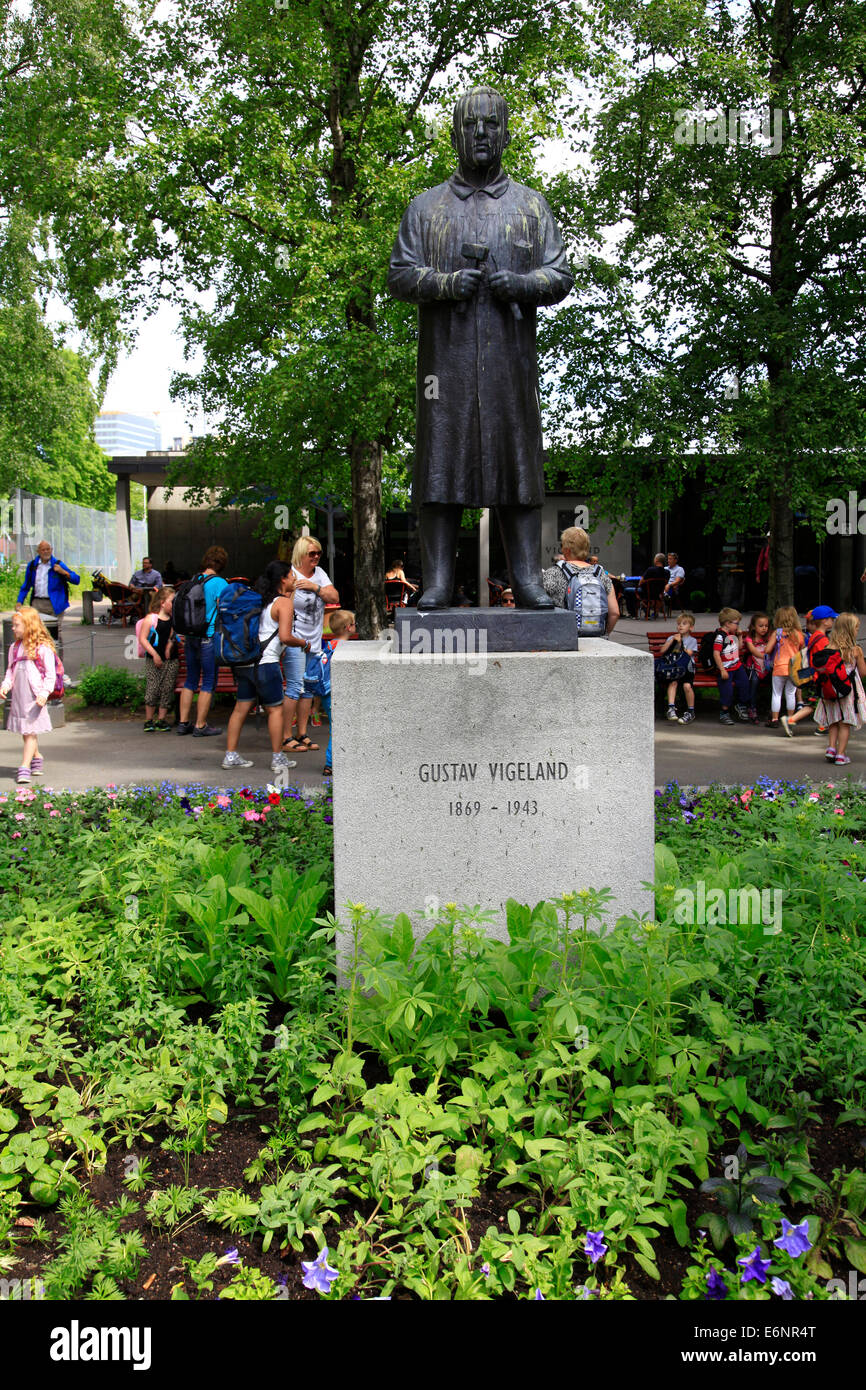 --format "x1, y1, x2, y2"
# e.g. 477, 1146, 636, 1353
779, 606, 836, 736
811, 612, 866, 765
656, 612, 698, 723
137, 587, 179, 732
762, 606, 804, 728
742, 612, 772, 723
708, 608, 751, 725
313, 608, 356, 776
0, 607, 59, 784
220, 561, 311, 774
